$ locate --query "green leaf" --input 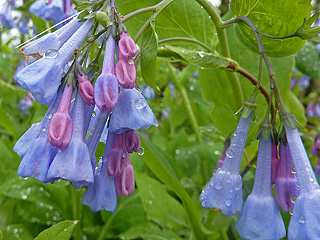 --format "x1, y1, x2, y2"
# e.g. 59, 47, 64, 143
139, 134, 218, 240
0, 105, 19, 139
231, 0, 310, 57
2, 224, 33, 240
135, 171, 187, 228
0, 229, 2, 240
117, 0, 217, 48
34, 220, 78, 240
295, 42, 319, 79
164, 45, 237, 69
141, 19, 158, 89
119, 222, 182, 240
